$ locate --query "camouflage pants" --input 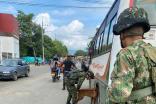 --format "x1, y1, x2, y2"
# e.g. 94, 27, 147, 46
66, 83, 77, 104
63, 71, 70, 89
